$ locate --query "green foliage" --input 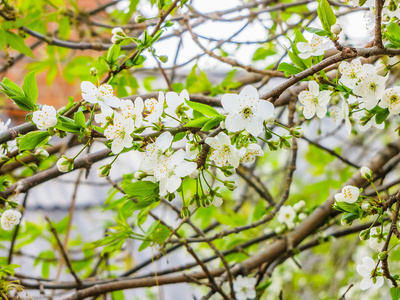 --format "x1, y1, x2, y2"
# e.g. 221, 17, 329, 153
385, 22, 400, 48
316, 0, 336, 37
18, 131, 50, 151
0, 77, 37, 111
